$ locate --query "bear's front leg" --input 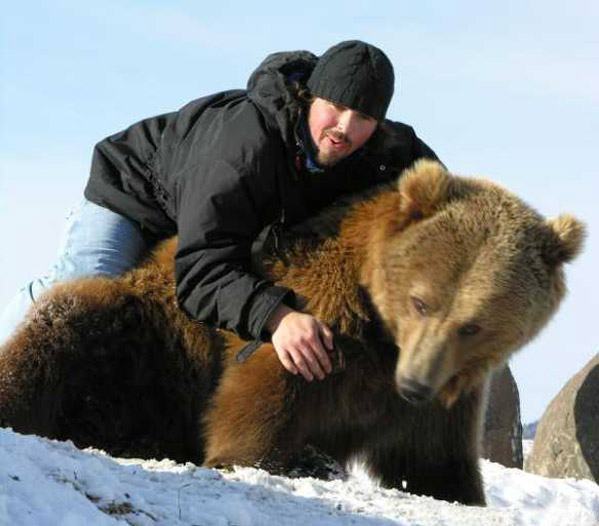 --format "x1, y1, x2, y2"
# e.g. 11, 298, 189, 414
365, 442, 485, 506
406, 456, 485, 506
364, 388, 487, 506
203, 341, 295, 469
